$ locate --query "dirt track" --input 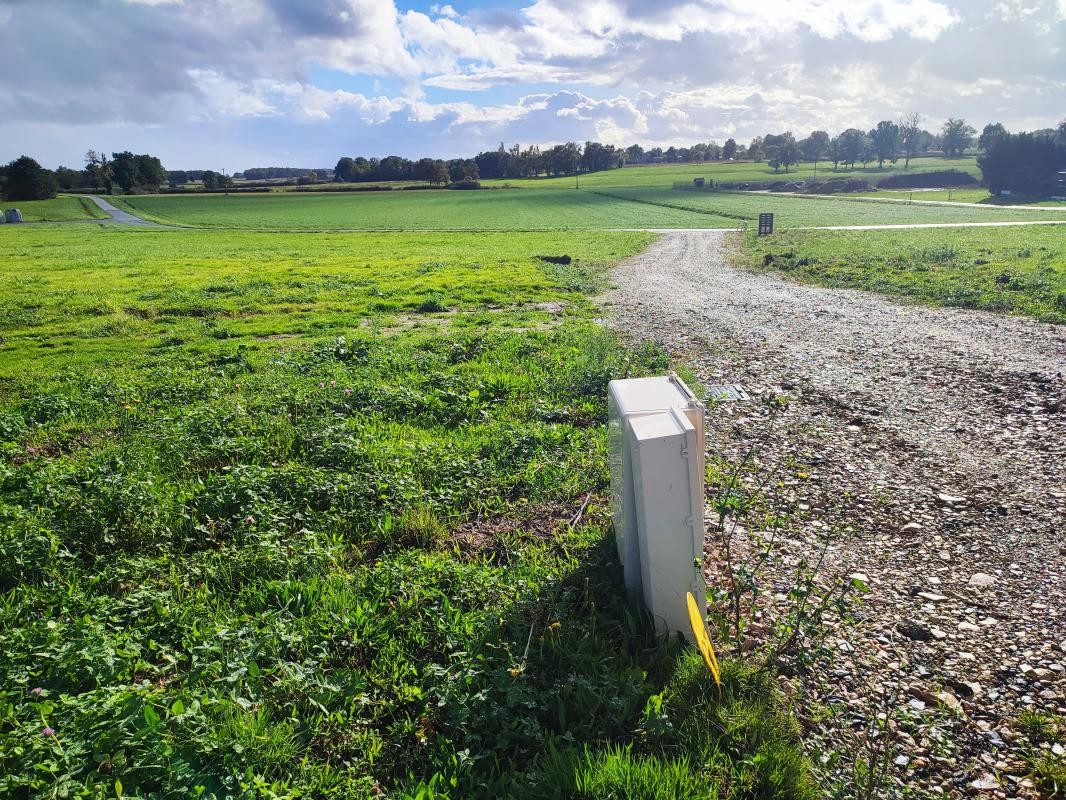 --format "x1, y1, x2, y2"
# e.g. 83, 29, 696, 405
603, 231, 1065, 799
